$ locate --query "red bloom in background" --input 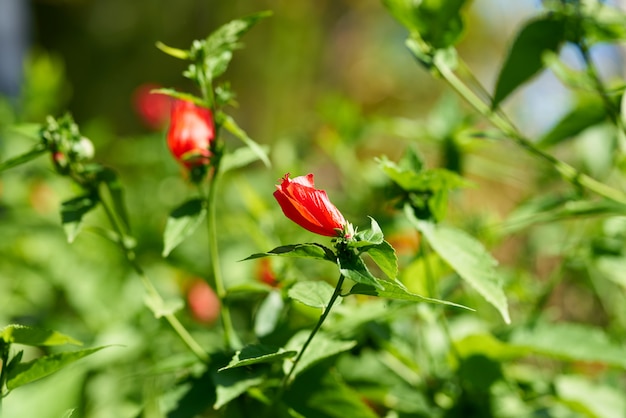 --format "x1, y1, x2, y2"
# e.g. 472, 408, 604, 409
273, 173, 348, 237
167, 99, 215, 168
132, 83, 172, 130
187, 279, 220, 325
